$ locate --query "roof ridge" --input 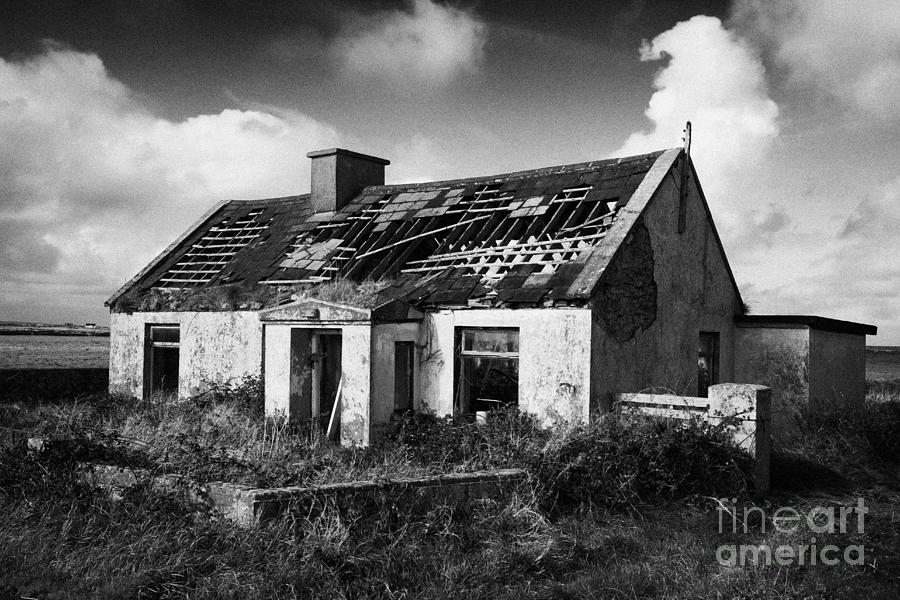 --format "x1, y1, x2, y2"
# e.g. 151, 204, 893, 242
363, 148, 674, 194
